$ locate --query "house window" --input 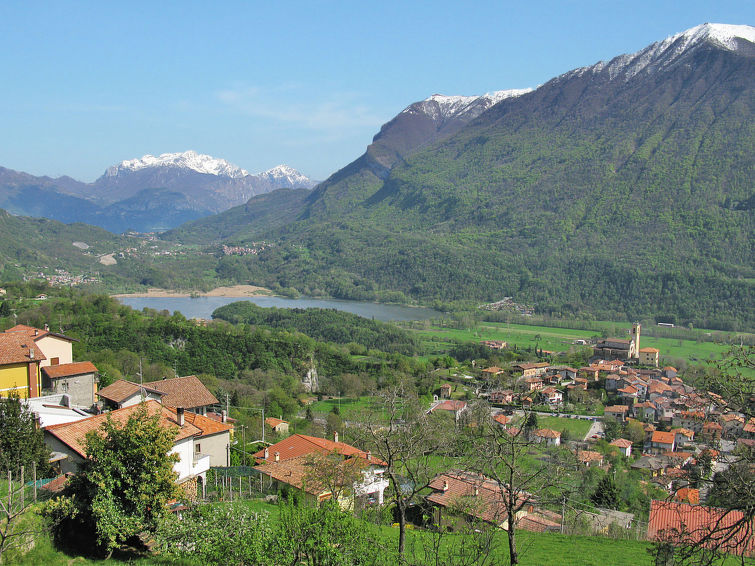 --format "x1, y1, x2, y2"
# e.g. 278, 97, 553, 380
195, 443, 201, 453
51, 357, 60, 366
